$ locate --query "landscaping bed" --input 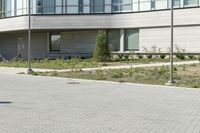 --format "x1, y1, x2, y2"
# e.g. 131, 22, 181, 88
0, 57, 197, 69
33, 64, 200, 88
